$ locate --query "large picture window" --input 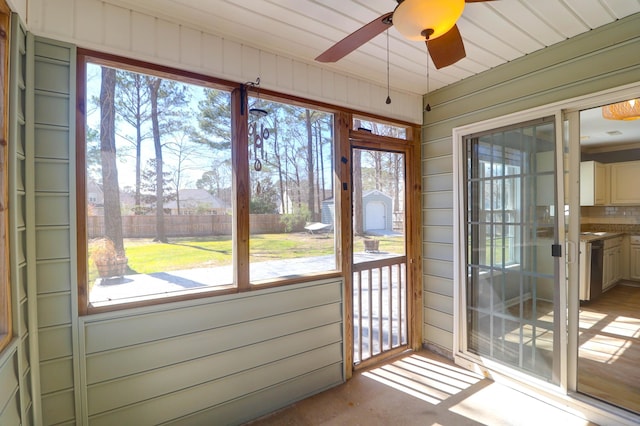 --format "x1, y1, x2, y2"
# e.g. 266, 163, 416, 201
77, 52, 338, 313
